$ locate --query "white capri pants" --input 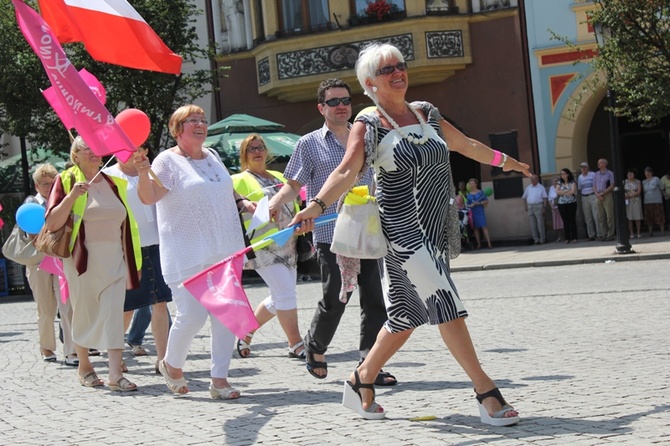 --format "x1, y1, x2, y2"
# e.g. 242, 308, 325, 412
164, 280, 235, 379
255, 263, 298, 313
